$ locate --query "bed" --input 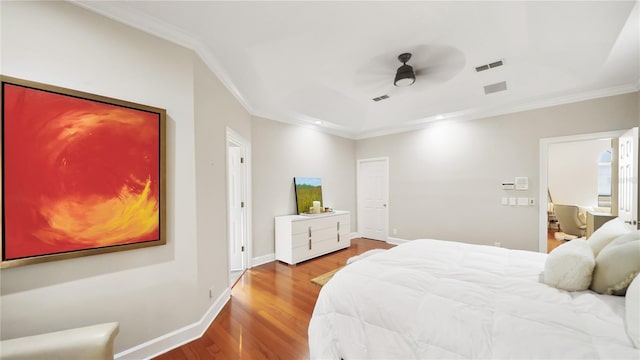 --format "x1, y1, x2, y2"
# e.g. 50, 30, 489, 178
308, 239, 640, 359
